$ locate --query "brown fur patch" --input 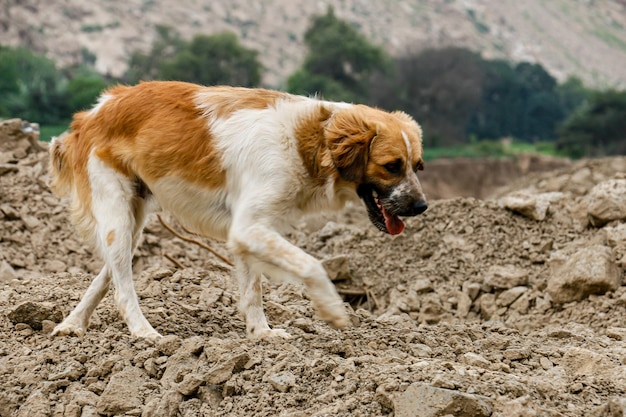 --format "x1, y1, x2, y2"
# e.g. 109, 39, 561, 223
325, 105, 378, 183
85, 81, 227, 188
196, 86, 292, 120
106, 230, 115, 246
294, 104, 335, 186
